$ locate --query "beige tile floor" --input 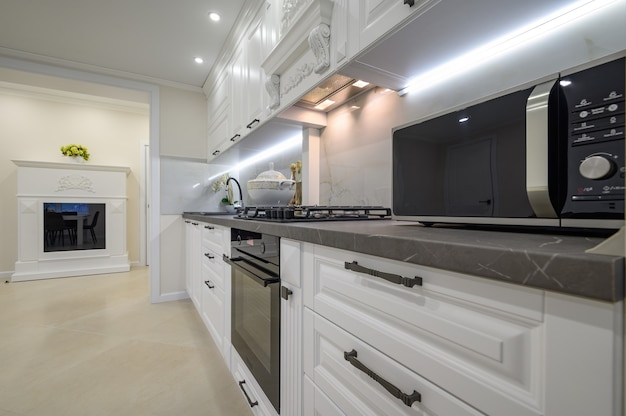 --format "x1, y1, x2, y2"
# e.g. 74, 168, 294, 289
0, 267, 254, 416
